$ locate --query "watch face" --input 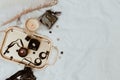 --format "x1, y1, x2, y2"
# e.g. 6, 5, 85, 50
0, 27, 52, 69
